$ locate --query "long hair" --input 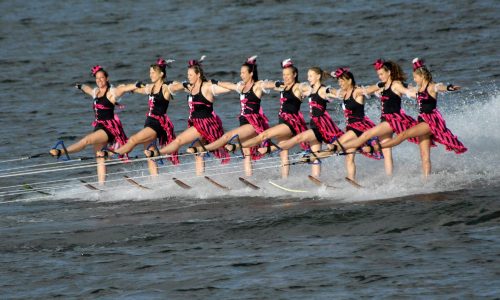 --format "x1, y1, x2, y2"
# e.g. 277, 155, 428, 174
309, 67, 332, 83
189, 64, 207, 82
384, 61, 407, 82
243, 62, 259, 81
